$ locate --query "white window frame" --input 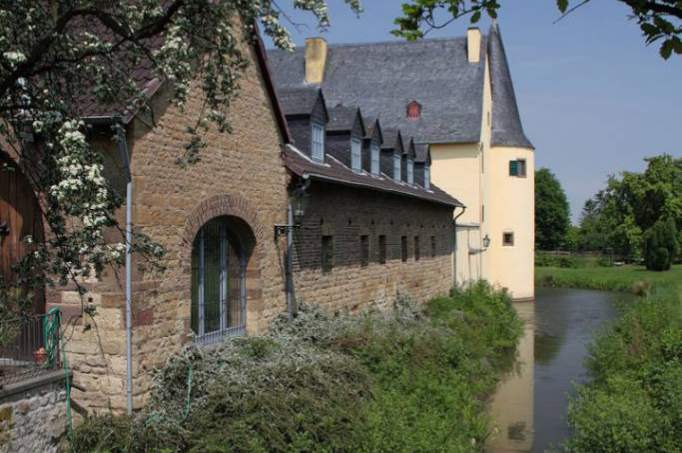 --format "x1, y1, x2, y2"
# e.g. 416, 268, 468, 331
407, 158, 414, 185
351, 138, 362, 172
311, 122, 325, 163
393, 153, 401, 182
424, 165, 431, 190
370, 143, 380, 175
